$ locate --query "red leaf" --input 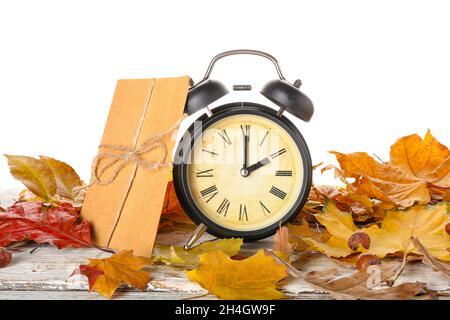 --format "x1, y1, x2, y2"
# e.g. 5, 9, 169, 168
0, 202, 91, 249
0, 248, 12, 267
79, 265, 102, 289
